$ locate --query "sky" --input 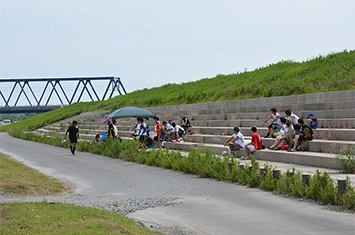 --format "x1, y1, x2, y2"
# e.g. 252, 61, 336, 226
0, 0, 354, 106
